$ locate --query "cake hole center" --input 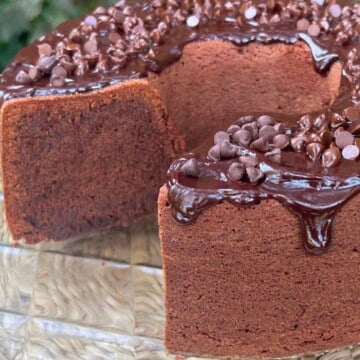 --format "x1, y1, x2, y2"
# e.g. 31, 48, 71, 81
153, 40, 342, 149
